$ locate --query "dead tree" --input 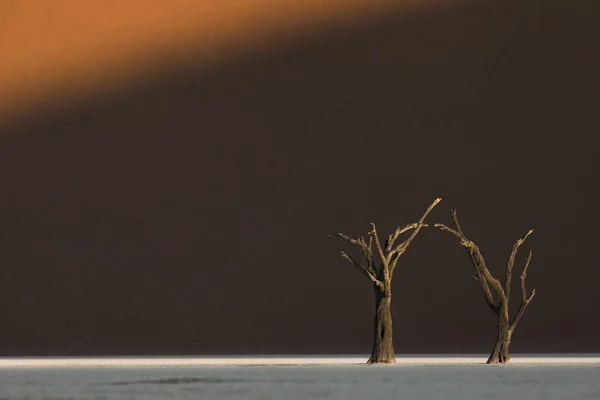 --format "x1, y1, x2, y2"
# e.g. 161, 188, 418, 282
328, 198, 441, 364
435, 210, 536, 364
